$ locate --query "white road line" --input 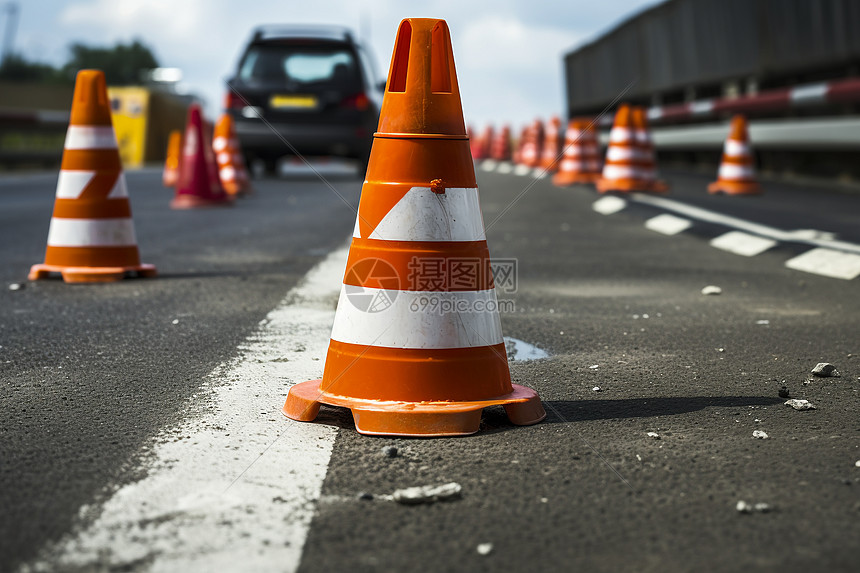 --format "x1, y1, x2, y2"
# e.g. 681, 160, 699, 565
645, 213, 692, 235
532, 168, 548, 179
496, 162, 513, 174
631, 193, 860, 255
592, 196, 627, 215
785, 248, 860, 280
480, 160, 497, 171
710, 231, 778, 257
24, 246, 350, 573
513, 165, 532, 176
